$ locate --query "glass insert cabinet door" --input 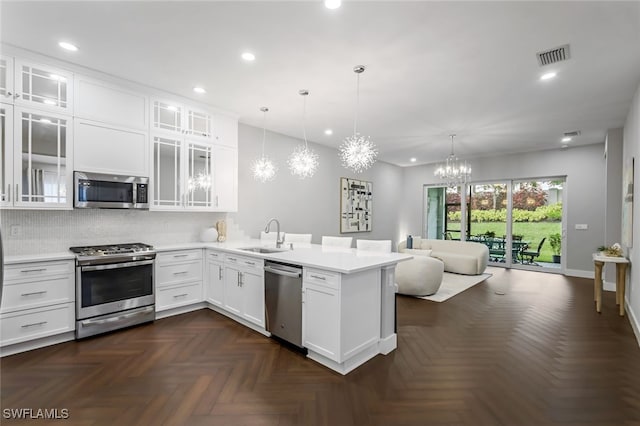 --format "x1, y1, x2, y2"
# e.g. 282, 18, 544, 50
0, 105, 13, 206
15, 60, 73, 113
186, 108, 212, 138
14, 108, 71, 207
0, 56, 14, 102
152, 101, 184, 134
185, 141, 213, 208
152, 135, 183, 208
